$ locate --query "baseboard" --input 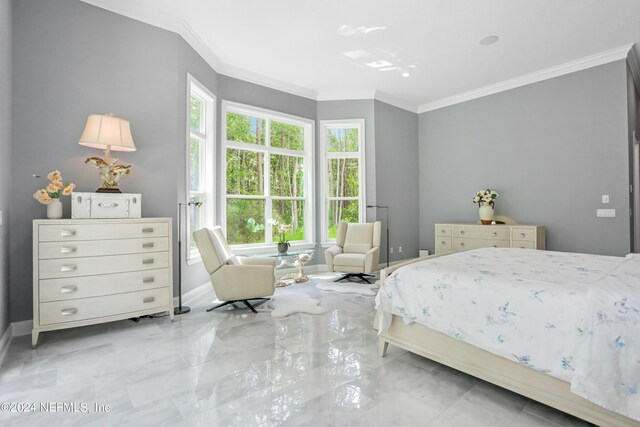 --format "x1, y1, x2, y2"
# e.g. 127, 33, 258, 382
11, 320, 32, 337
0, 325, 12, 368
173, 282, 212, 306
